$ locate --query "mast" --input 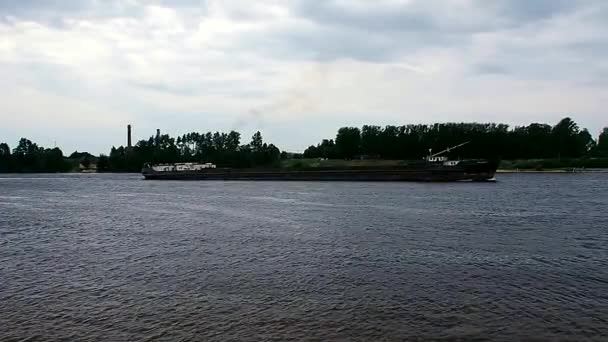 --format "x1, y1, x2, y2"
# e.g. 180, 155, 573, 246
429, 141, 470, 158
